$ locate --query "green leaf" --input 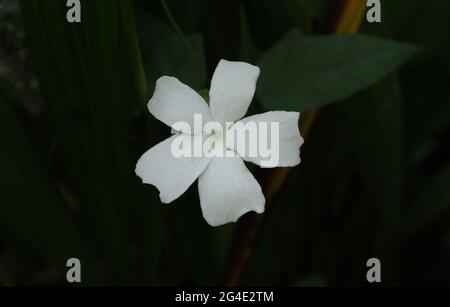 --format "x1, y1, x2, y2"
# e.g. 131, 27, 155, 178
238, 2, 257, 62
0, 93, 100, 284
241, 0, 294, 51
257, 31, 419, 112
284, 0, 327, 35
198, 89, 209, 103
381, 0, 450, 58
136, 11, 206, 92
201, 0, 241, 70
344, 76, 404, 223
20, 0, 135, 283
402, 163, 450, 238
